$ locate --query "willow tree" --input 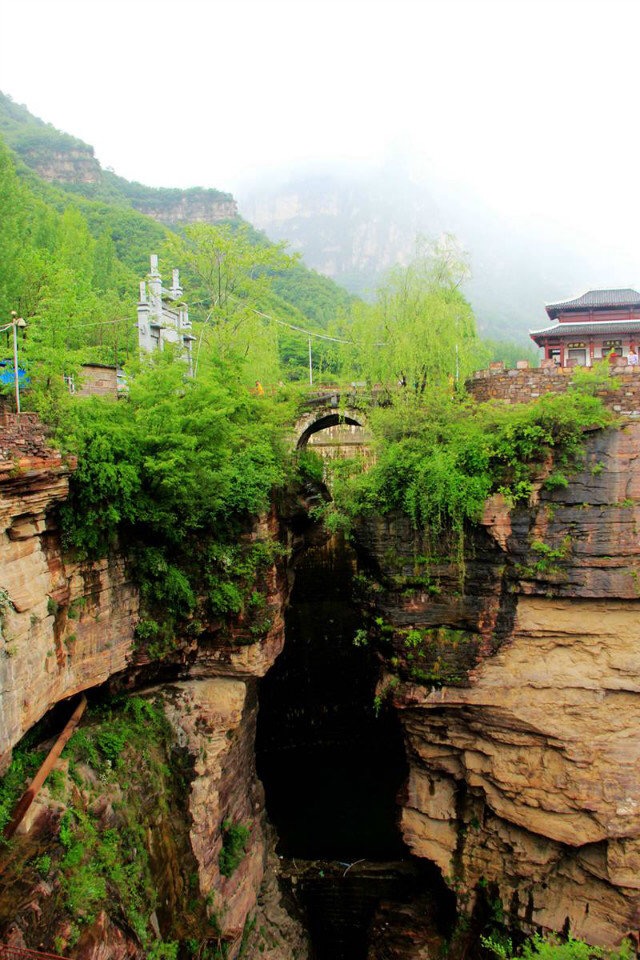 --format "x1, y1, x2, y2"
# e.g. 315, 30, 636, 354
342, 235, 487, 392
166, 223, 297, 383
